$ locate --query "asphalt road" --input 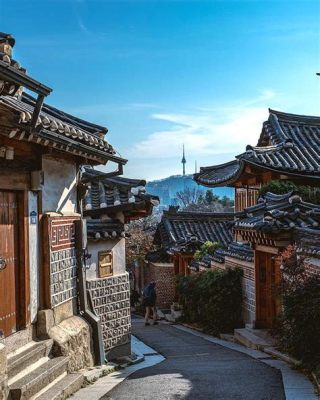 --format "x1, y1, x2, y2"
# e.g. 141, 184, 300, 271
102, 320, 286, 400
